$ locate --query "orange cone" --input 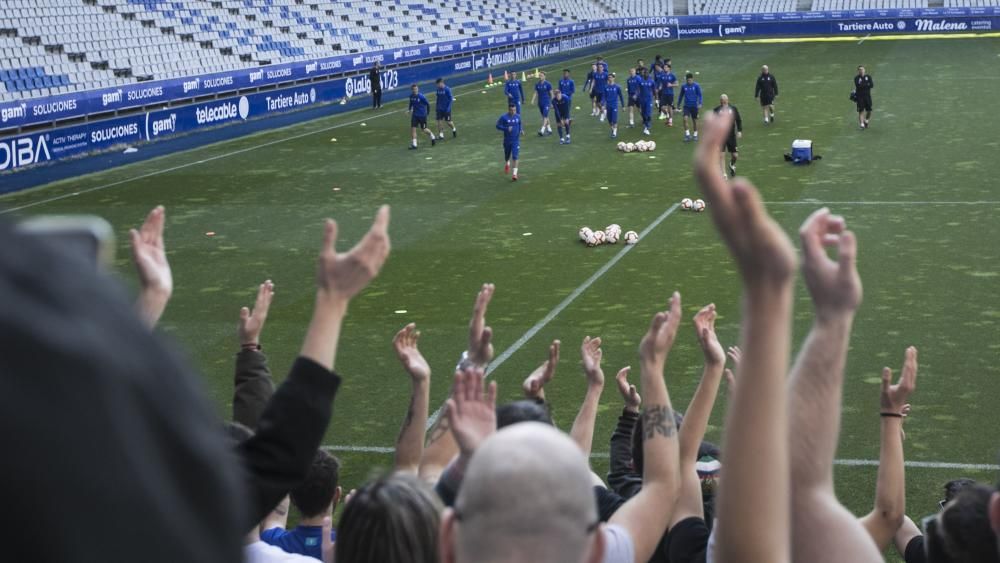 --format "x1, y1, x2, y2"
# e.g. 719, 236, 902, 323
487, 72, 494, 85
